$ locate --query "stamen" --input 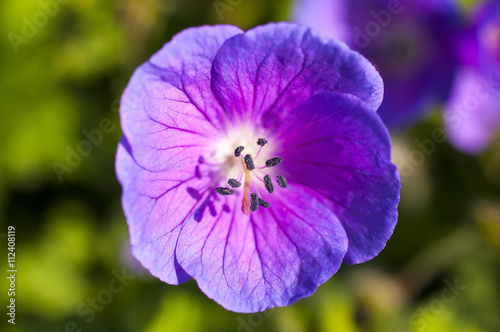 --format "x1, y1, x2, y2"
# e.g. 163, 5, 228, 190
263, 175, 274, 194
277, 175, 288, 188
225, 139, 287, 214
250, 193, 259, 212
198, 156, 204, 164
234, 146, 244, 157
257, 198, 270, 208
255, 138, 267, 158
244, 154, 255, 171
255, 146, 263, 159
265, 157, 282, 167
228, 178, 241, 188
257, 138, 268, 146
215, 187, 234, 196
